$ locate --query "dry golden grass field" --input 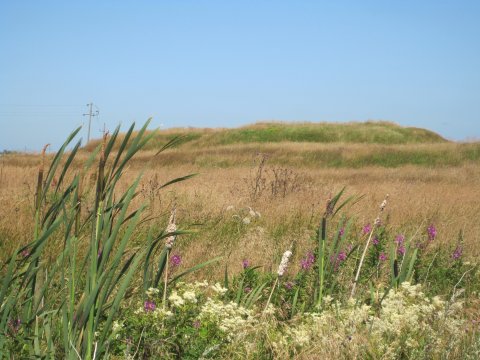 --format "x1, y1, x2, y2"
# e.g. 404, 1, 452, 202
2, 122, 480, 359
1, 122, 479, 280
